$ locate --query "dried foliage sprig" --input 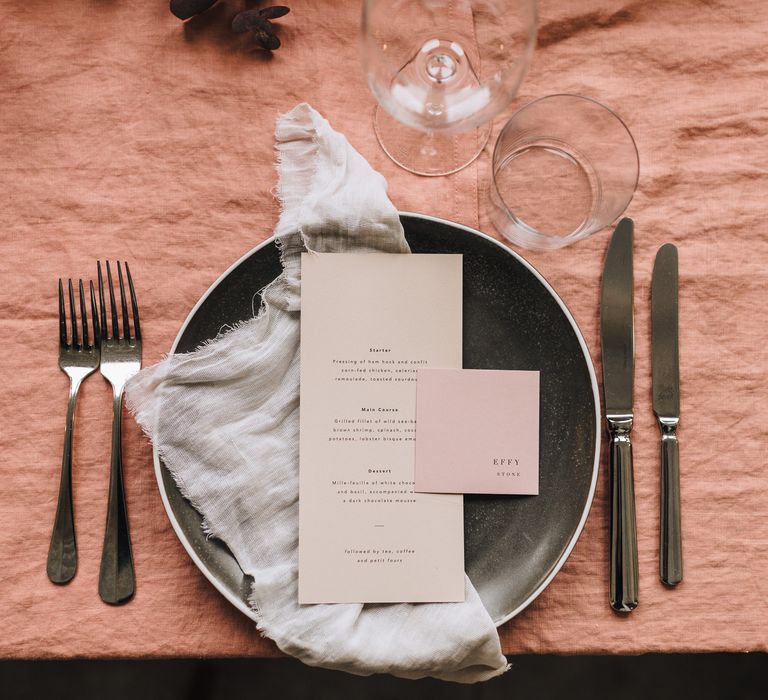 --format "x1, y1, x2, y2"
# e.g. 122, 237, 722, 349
170, 1, 291, 51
